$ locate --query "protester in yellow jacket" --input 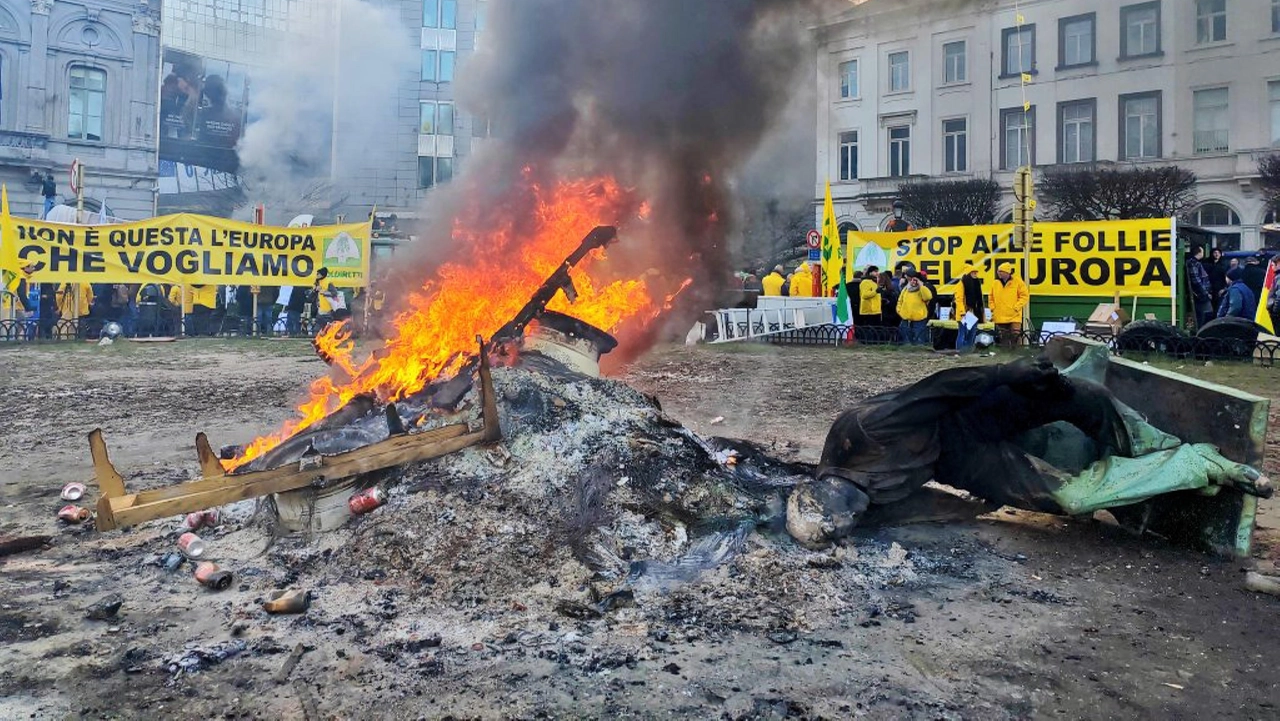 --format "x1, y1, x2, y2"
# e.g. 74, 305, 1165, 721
989, 262, 1029, 348
761, 265, 786, 296
858, 267, 882, 316
896, 272, 933, 322
790, 264, 814, 297
896, 271, 933, 345
989, 263, 1029, 324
